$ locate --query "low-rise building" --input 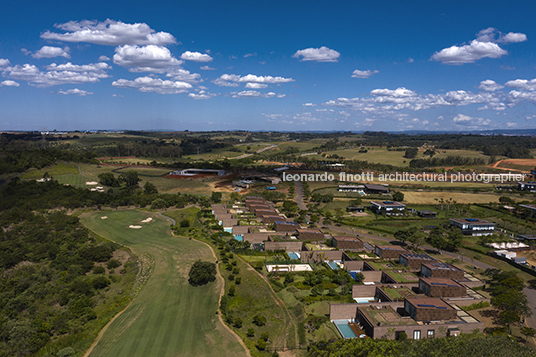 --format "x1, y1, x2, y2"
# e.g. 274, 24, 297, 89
332, 236, 364, 250
399, 252, 436, 270
254, 208, 278, 217
338, 184, 365, 193
417, 210, 437, 218
374, 245, 407, 260
297, 228, 324, 241
275, 221, 300, 232
370, 201, 405, 215
329, 297, 482, 340
421, 261, 465, 280
419, 278, 466, 298
365, 184, 390, 194
262, 215, 284, 224
450, 218, 495, 236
